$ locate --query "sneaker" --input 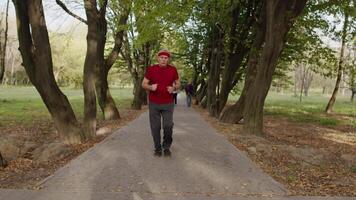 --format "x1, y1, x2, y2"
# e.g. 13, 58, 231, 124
163, 149, 171, 157
154, 149, 162, 157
